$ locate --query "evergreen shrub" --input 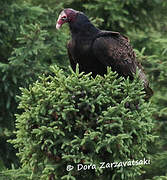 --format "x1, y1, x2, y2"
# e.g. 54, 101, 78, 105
0, 0, 68, 169
9, 66, 155, 180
